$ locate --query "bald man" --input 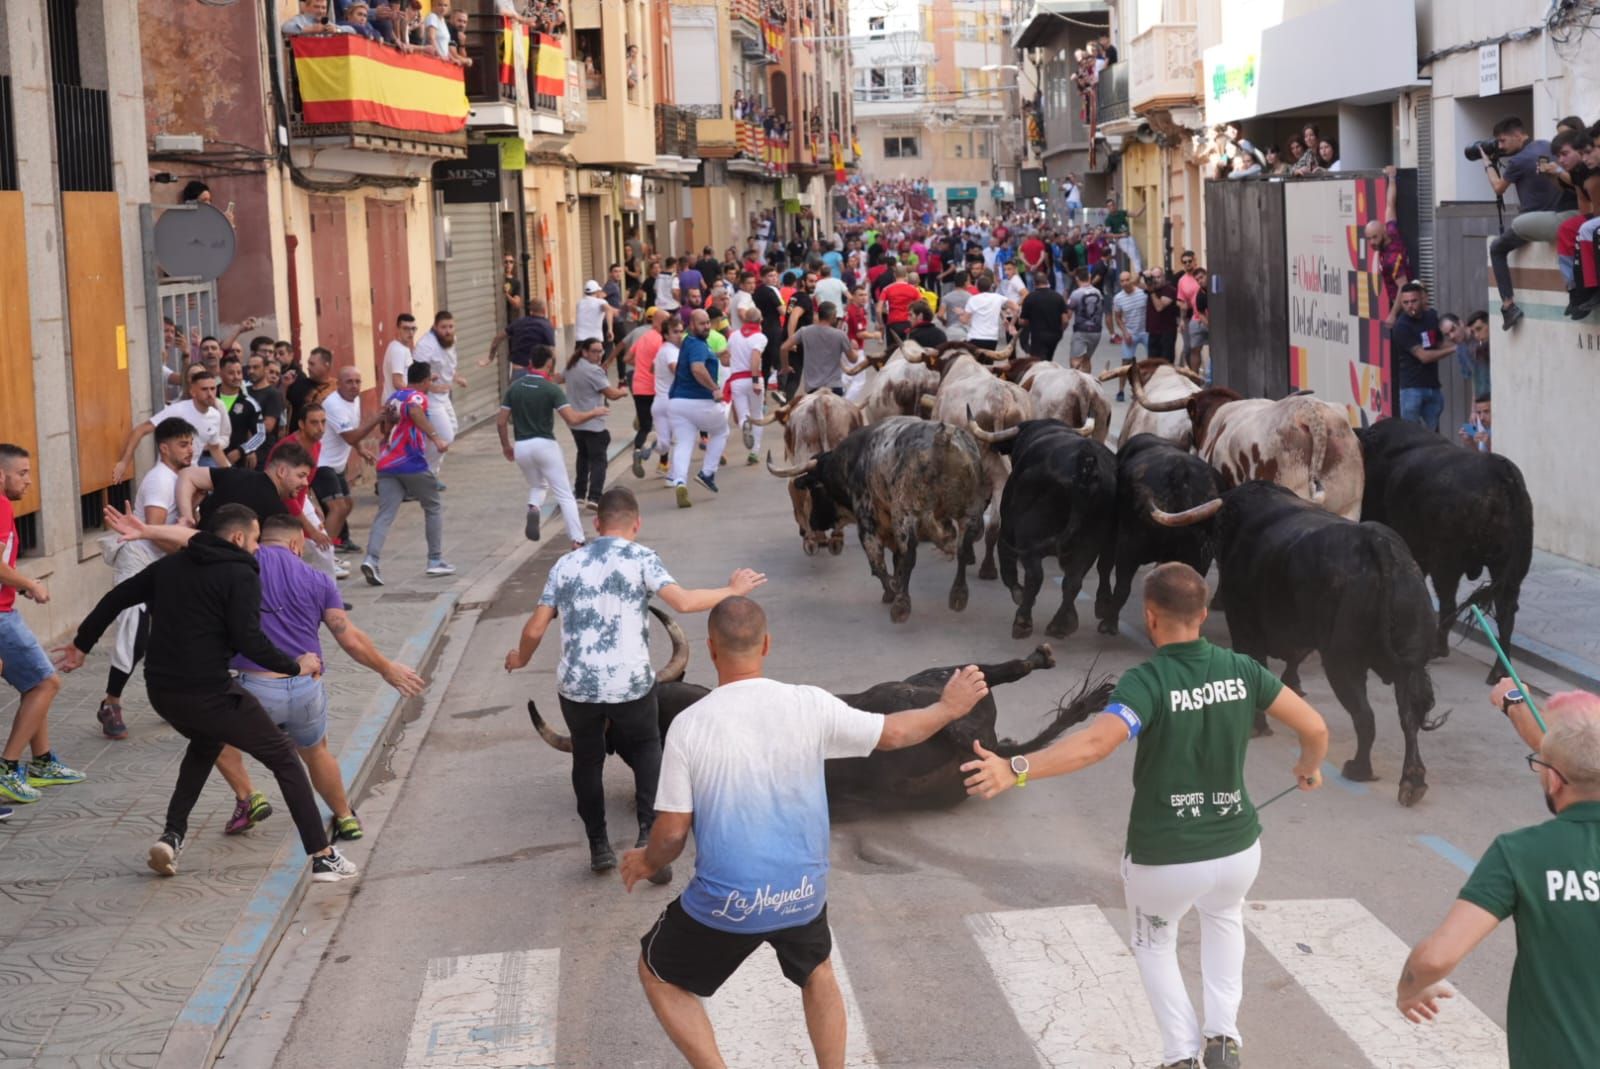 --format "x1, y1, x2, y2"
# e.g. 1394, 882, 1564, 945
666, 309, 730, 507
